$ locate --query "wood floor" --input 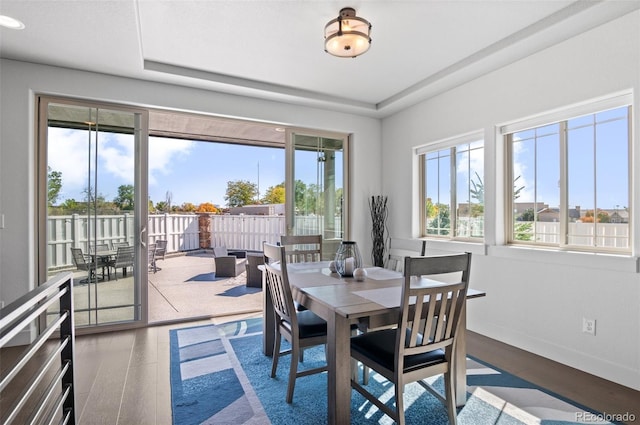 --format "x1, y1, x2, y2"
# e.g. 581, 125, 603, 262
3, 317, 639, 425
